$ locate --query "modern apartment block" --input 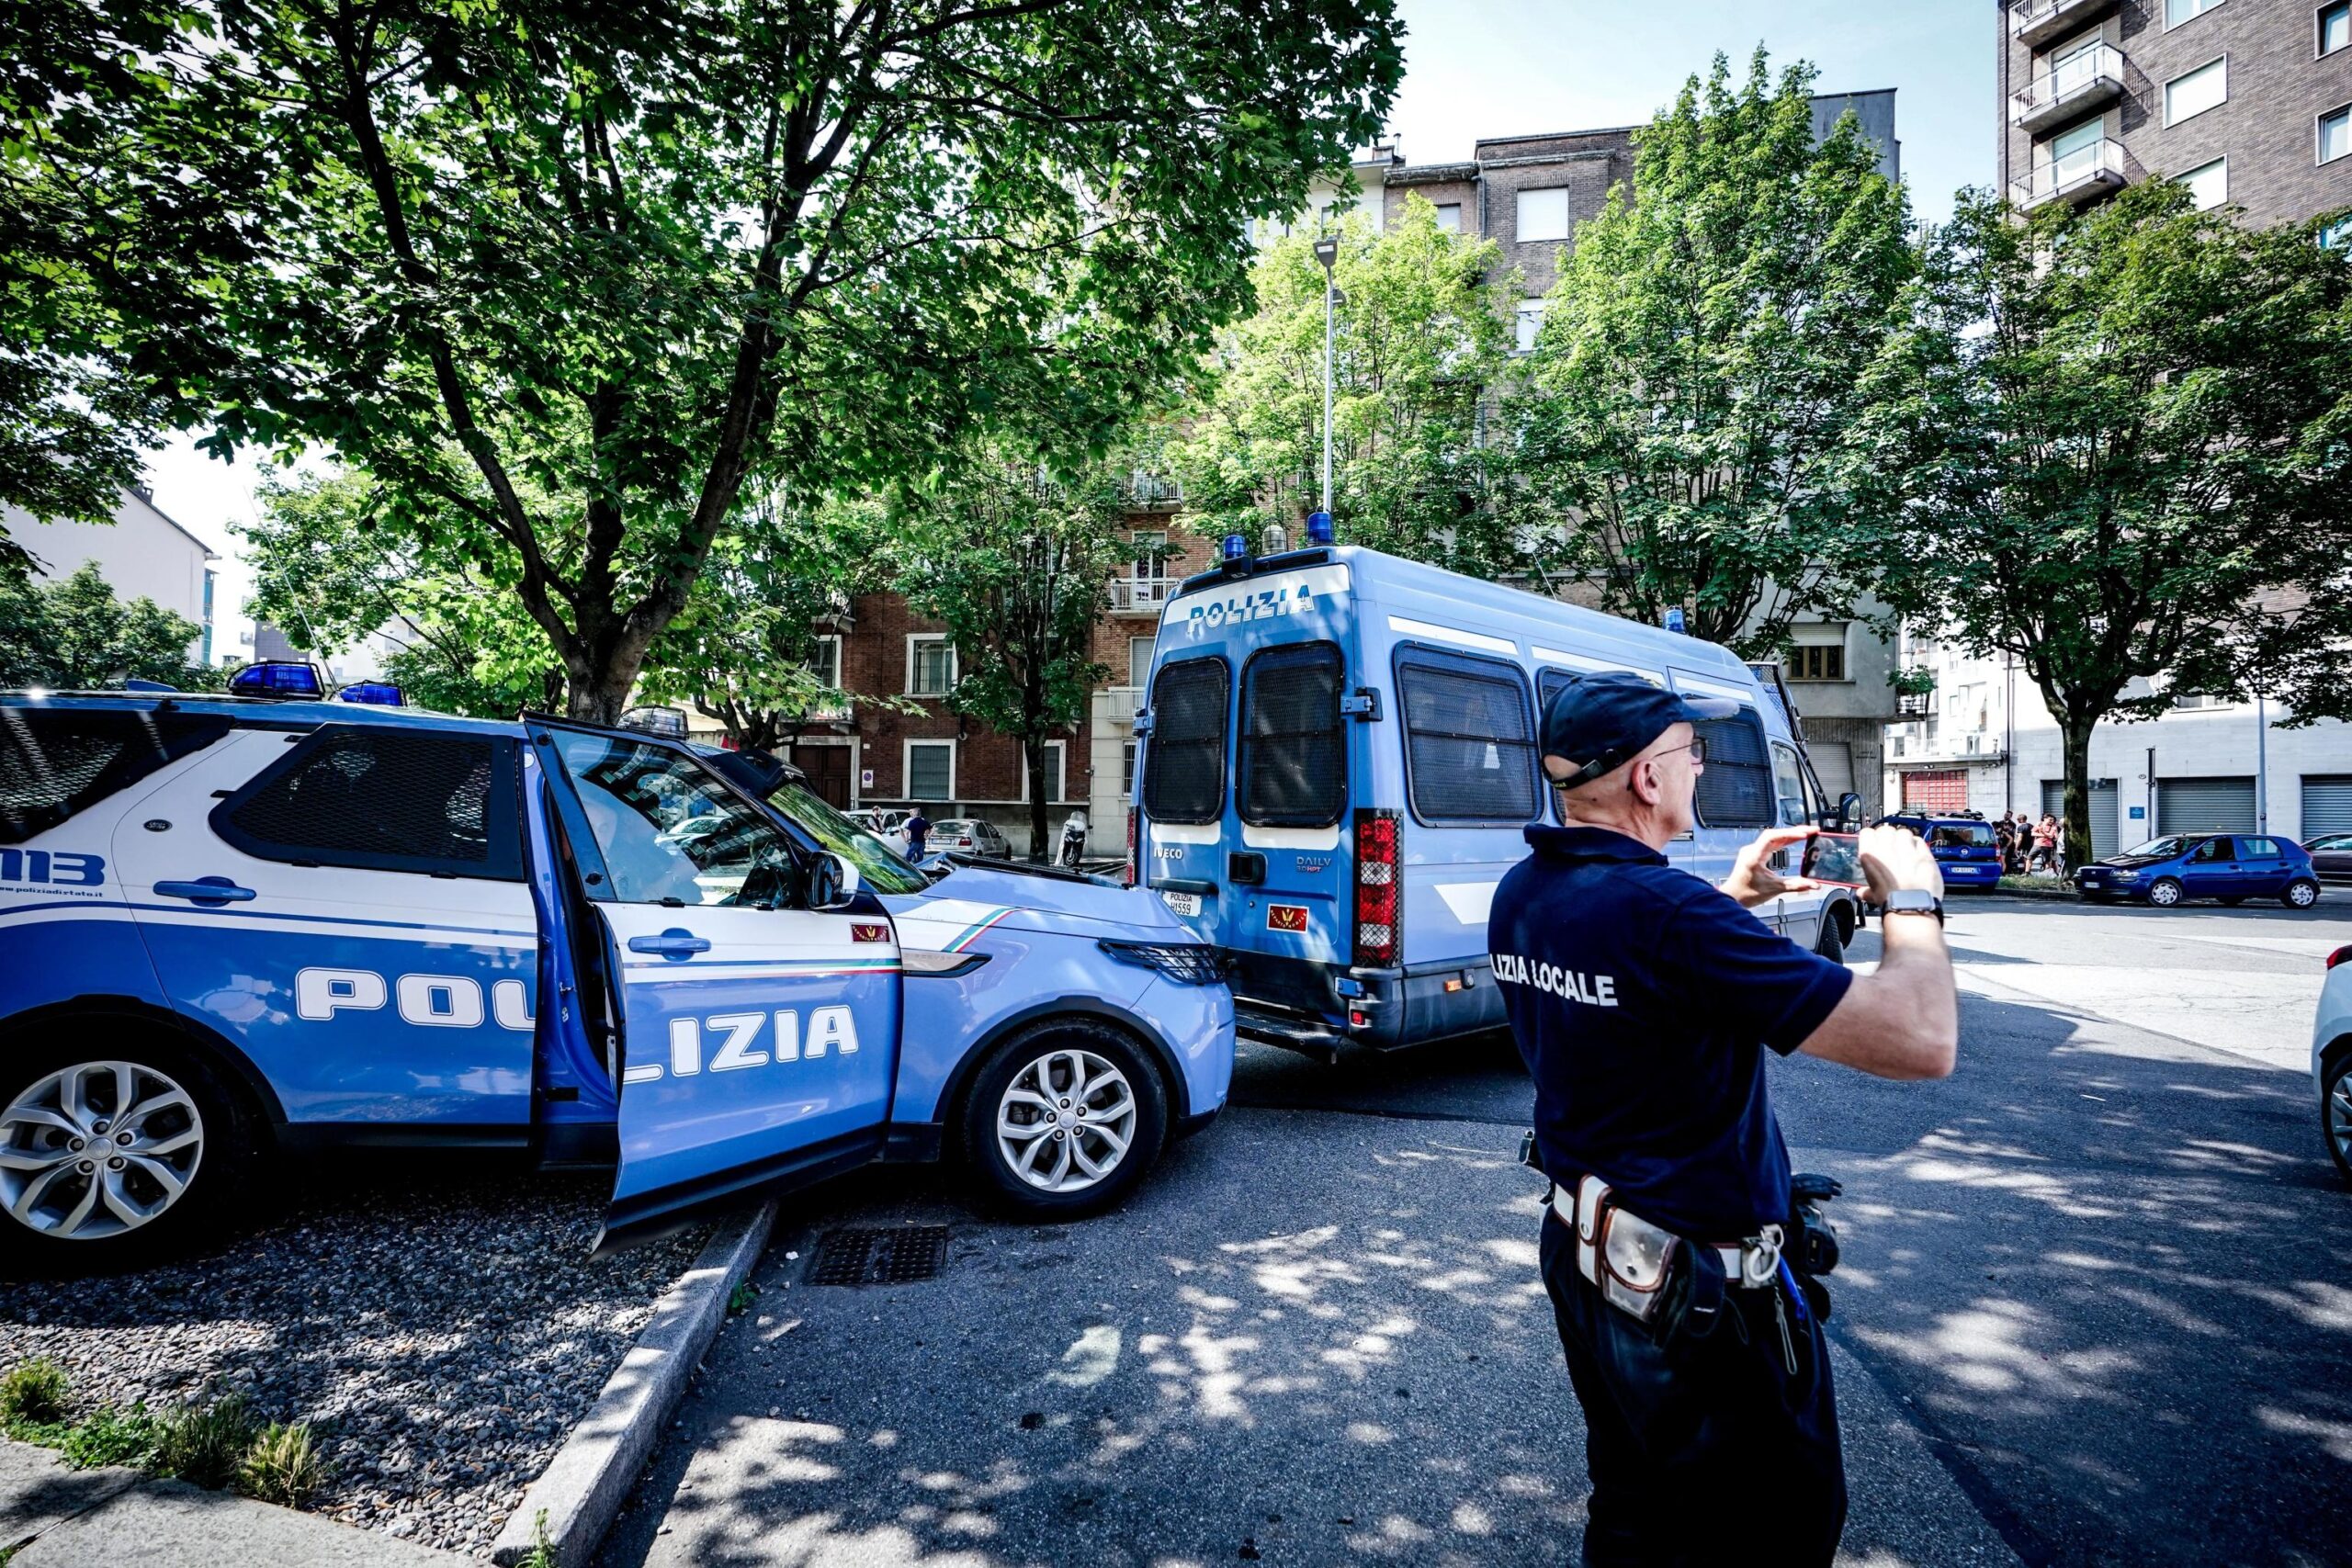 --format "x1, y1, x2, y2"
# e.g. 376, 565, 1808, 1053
2, 484, 220, 666
1265, 94, 1904, 812
1998, 0, 2352, 224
